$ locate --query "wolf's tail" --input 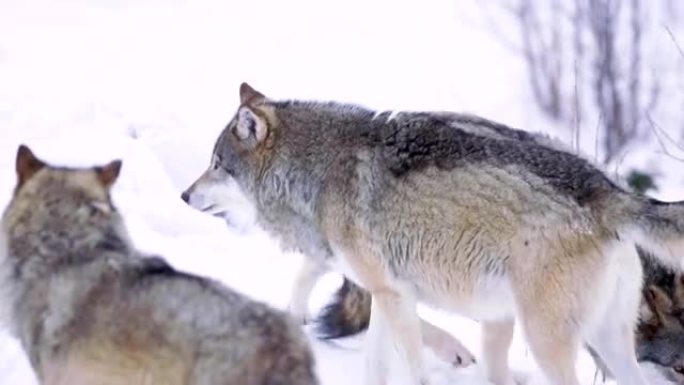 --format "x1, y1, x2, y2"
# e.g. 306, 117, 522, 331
314, 278, 371, 339
628, 195, 684, 270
